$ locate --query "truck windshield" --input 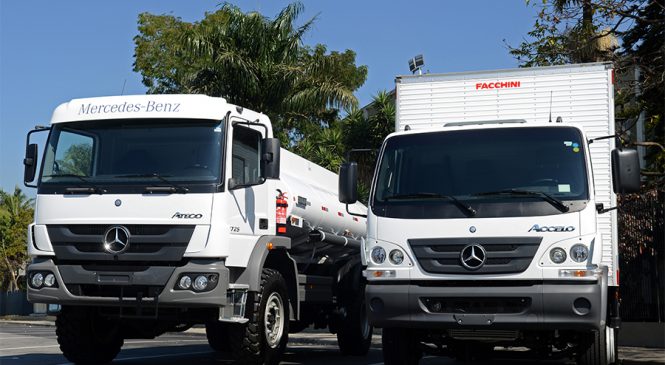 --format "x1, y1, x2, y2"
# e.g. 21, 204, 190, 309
39, 119, 224, 194
372, 126, 589, 219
